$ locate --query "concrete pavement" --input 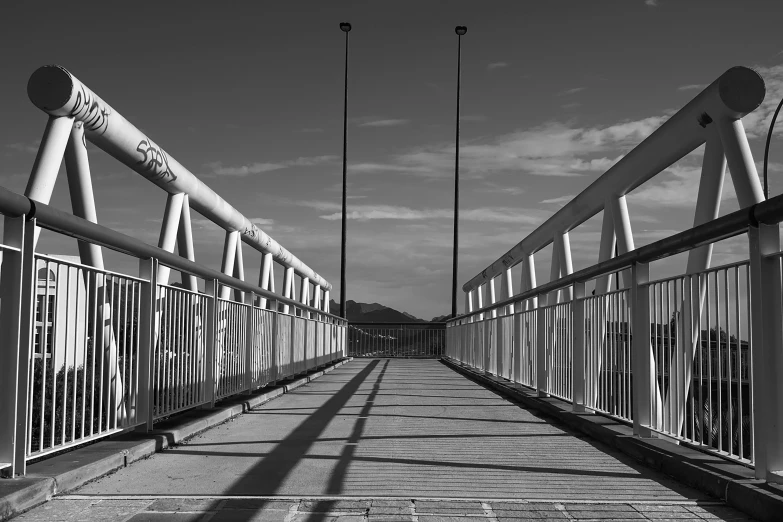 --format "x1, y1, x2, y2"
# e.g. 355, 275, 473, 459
13, 359, 757, 520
